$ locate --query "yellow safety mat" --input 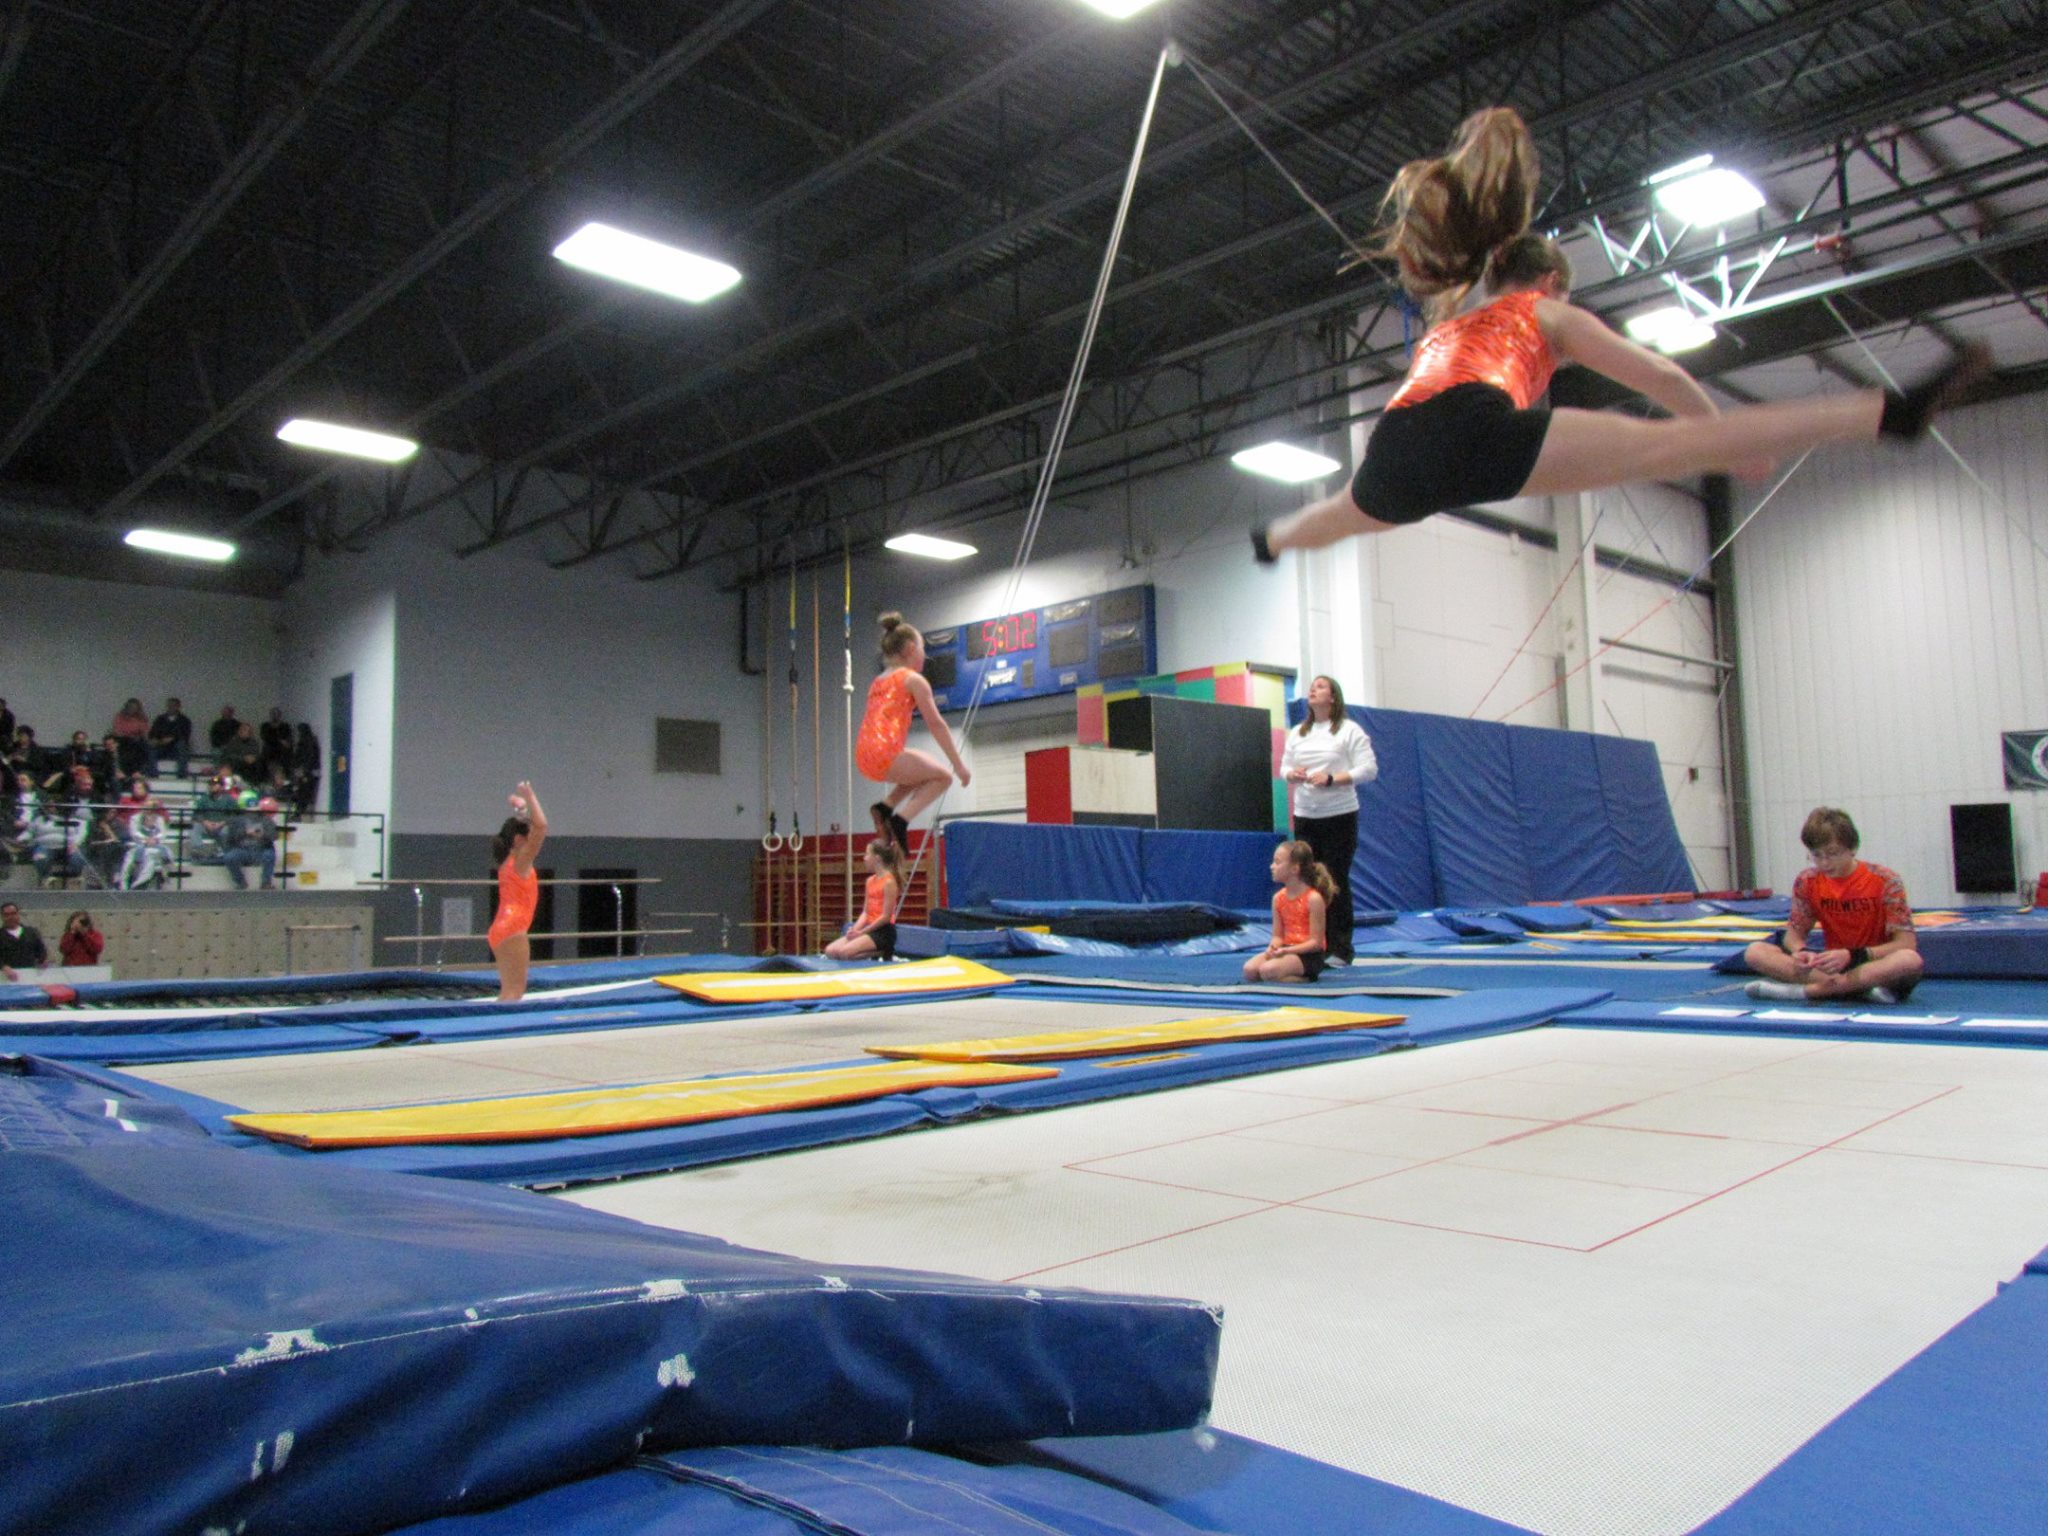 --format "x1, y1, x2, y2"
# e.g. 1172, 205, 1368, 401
229, 1058, 1058, 1149
1604, 915, 1776, 930
656, 956, 1016, 1003
866, 1005, 1404, 1064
